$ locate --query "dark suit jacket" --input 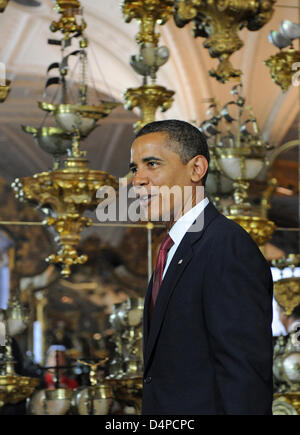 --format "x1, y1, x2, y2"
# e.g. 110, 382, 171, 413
142, 202, 273, 415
